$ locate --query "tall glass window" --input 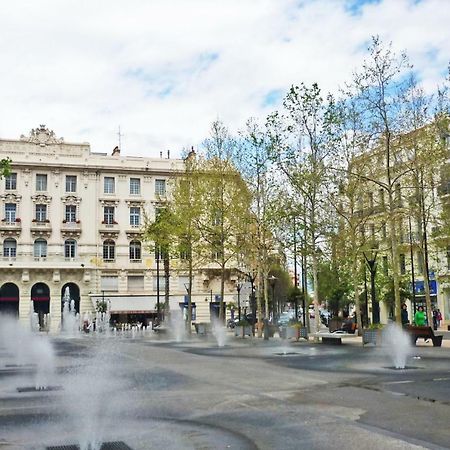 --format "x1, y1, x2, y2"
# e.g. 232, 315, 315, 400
65, 205, 77, 222
130, 178, 140, 195
103, 206, 115, 224
5, 173, 17, 190
65, 175, 77, 192
3, 238, 17, 257
129, 241, 141, 260
104, 177, 115, 194
64, 239, 77, 258
155, 179, 166, 196
5, 203, 16, 222
130, 207, 140, 226
36, 204, 47, 222
34, 239, 47, 258
103, 240, 115, 261
36, 174, 47, 191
